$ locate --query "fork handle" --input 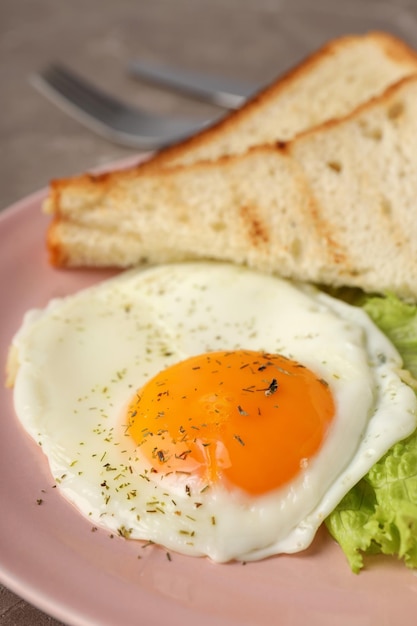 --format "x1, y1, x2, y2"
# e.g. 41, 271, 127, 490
128, 61, 259, 109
